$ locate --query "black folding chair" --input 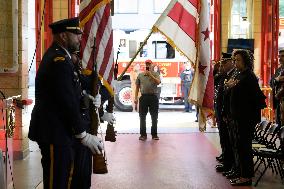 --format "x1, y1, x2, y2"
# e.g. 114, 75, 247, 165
253, 126, 284, 187
253, 120, 271, 144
